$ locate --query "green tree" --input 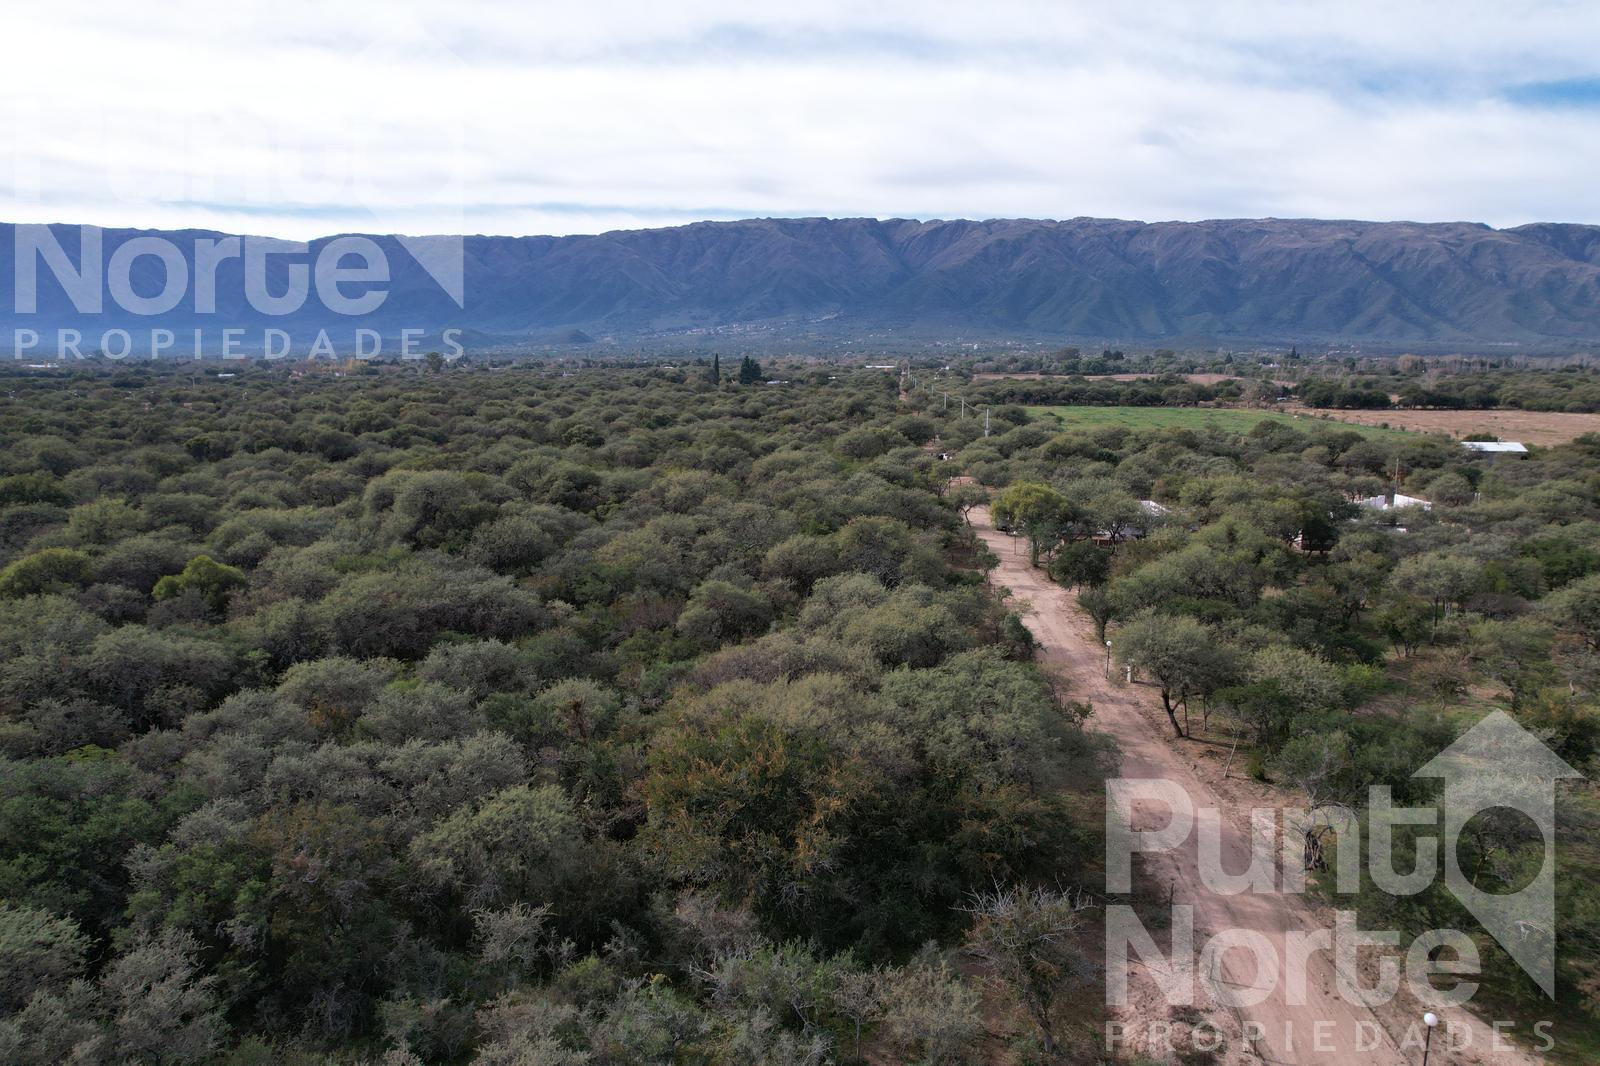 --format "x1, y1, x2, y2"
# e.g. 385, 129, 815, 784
412, 784, 587, 909
0, 548, 92, 598
1247, 644, 1344, 714
1115, 612, 1238, 737
0, 752, 171, 933
0, 473, 70, 507
1077, 585, 1117, 642
1112, 541, 1266, 616
1215, 679, 1299, 748
368, 470, 496, 550
991, 481, 1067, 566
1048, 540, 1110, 589
677, 579, 774, 647
1391, 552, 1481, 638
948, 482, 988, 522
0, 903, 90, 1013
1468, 619, 1555, 709
1375, 595, 1432, 658
100, 930, 227, 1065
152, 555, 247, 613
1542, 573, 1600, 651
